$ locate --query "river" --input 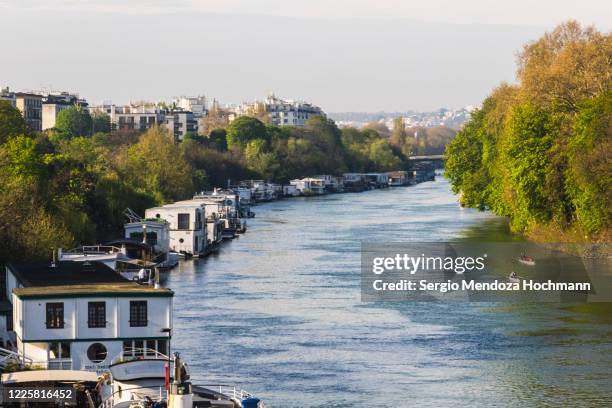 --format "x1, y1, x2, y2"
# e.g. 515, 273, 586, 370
167, 177, 612, 407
